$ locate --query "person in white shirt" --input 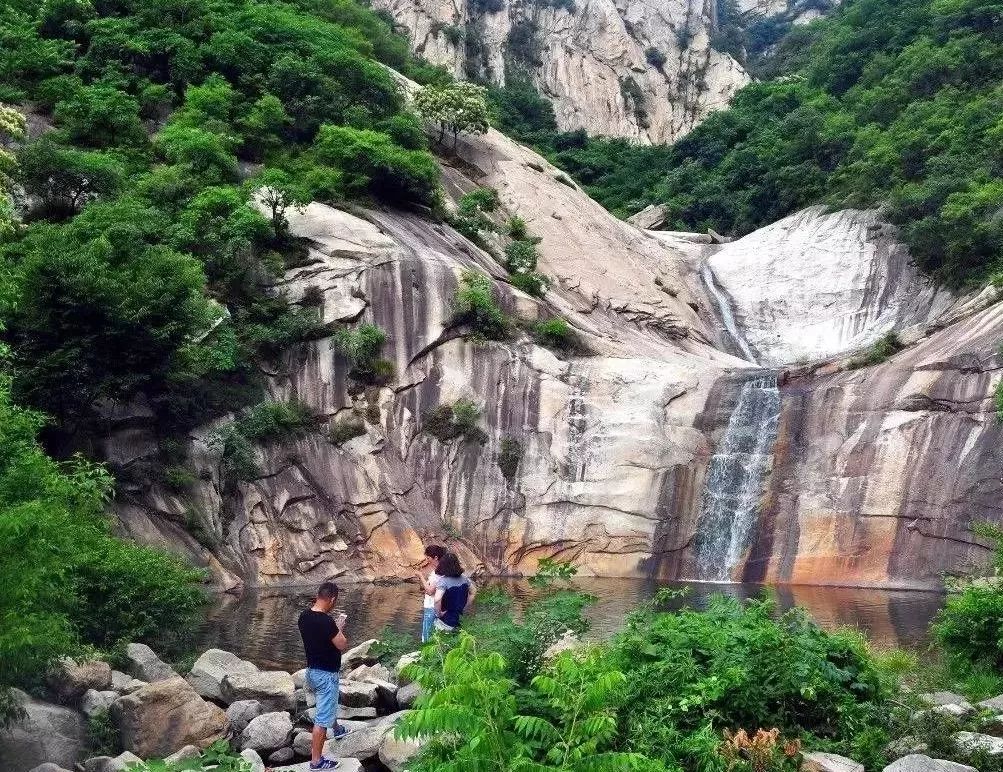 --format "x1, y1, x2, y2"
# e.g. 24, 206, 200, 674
416, 544, 445, 642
